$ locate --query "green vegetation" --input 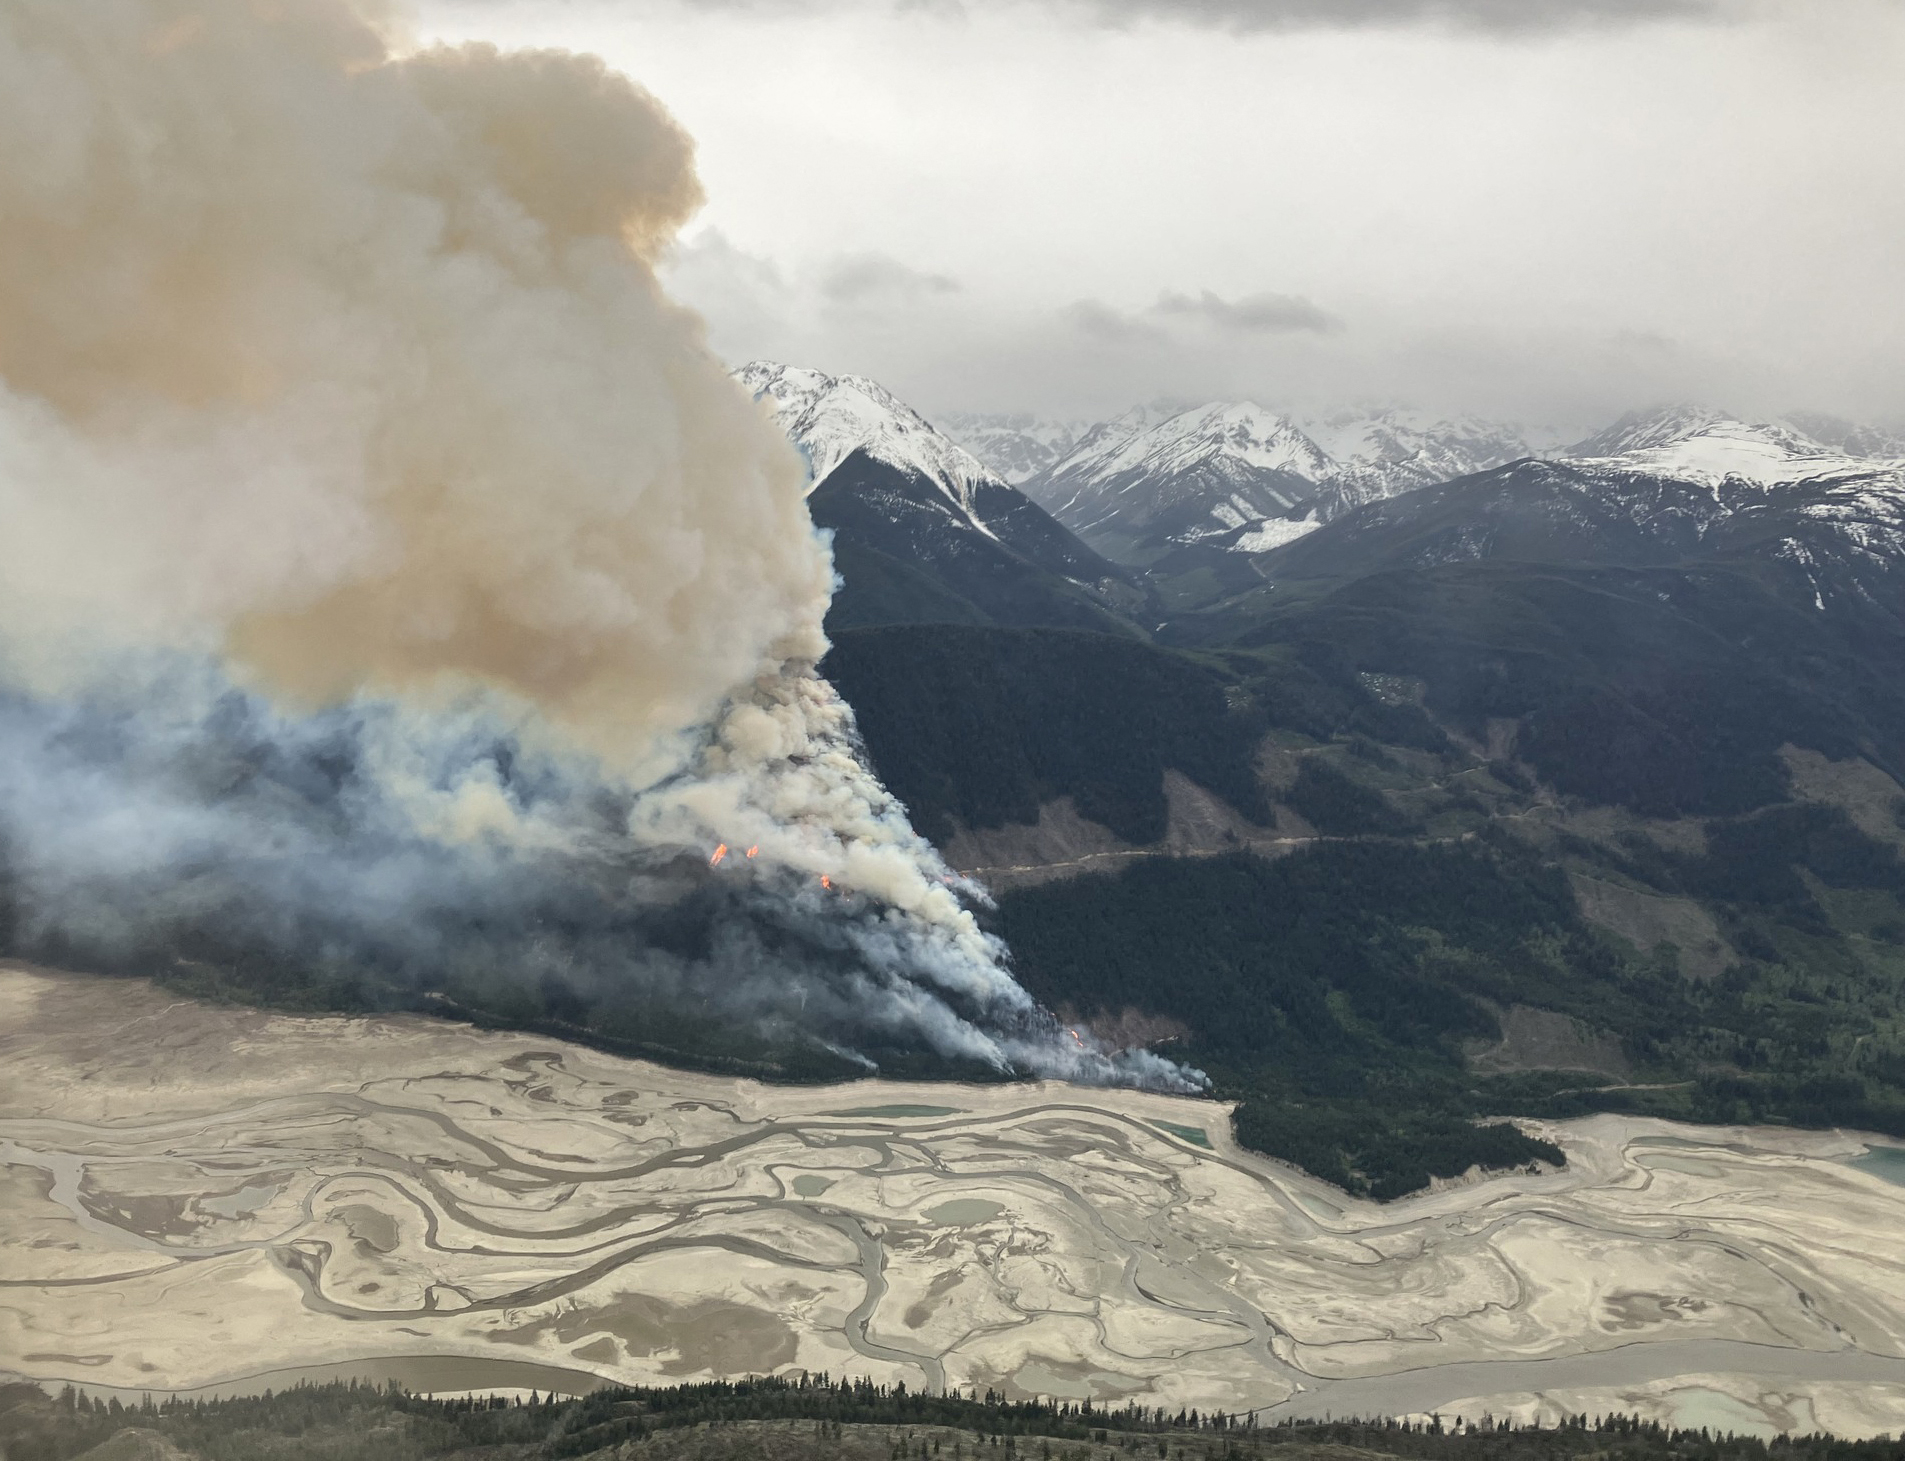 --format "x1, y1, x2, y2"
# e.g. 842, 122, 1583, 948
997, 839, 1588, 1198
1221, 562, 1905, 819
1547, 802, 1905, 1136
822, 626, 1272, 845
1, 1374, 1894, 1461
994, 790, 1905, 1198
1283, 759, 1418, 837
825, 537, 996, 630
815, 477, 1905, 1195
